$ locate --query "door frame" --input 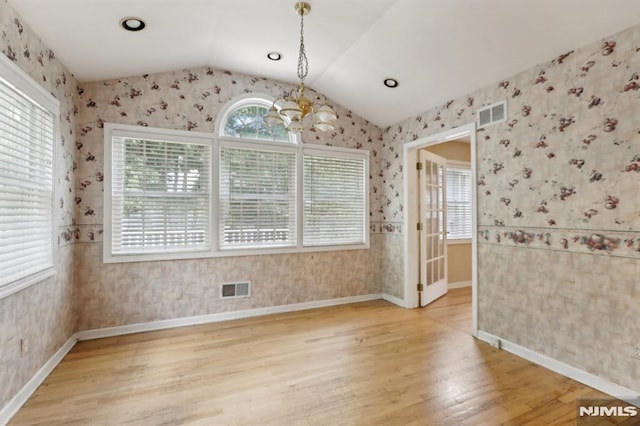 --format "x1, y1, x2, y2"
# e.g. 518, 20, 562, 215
402, 122, 478, 337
